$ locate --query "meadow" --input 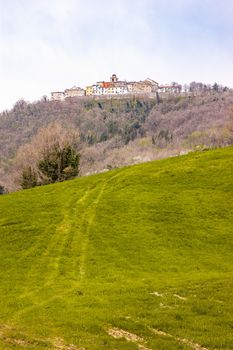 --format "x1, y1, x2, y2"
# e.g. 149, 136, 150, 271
0, 147, 233, 349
